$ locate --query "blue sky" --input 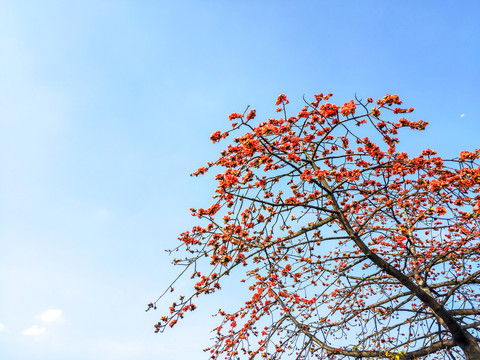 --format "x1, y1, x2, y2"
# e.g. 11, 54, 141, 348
0, 1, 478, 359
